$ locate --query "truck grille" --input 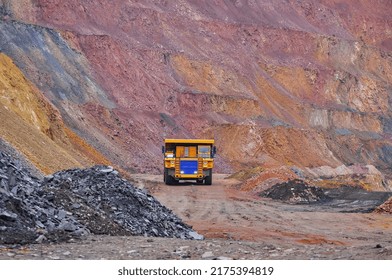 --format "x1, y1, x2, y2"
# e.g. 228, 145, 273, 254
180, 160, 198, 174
